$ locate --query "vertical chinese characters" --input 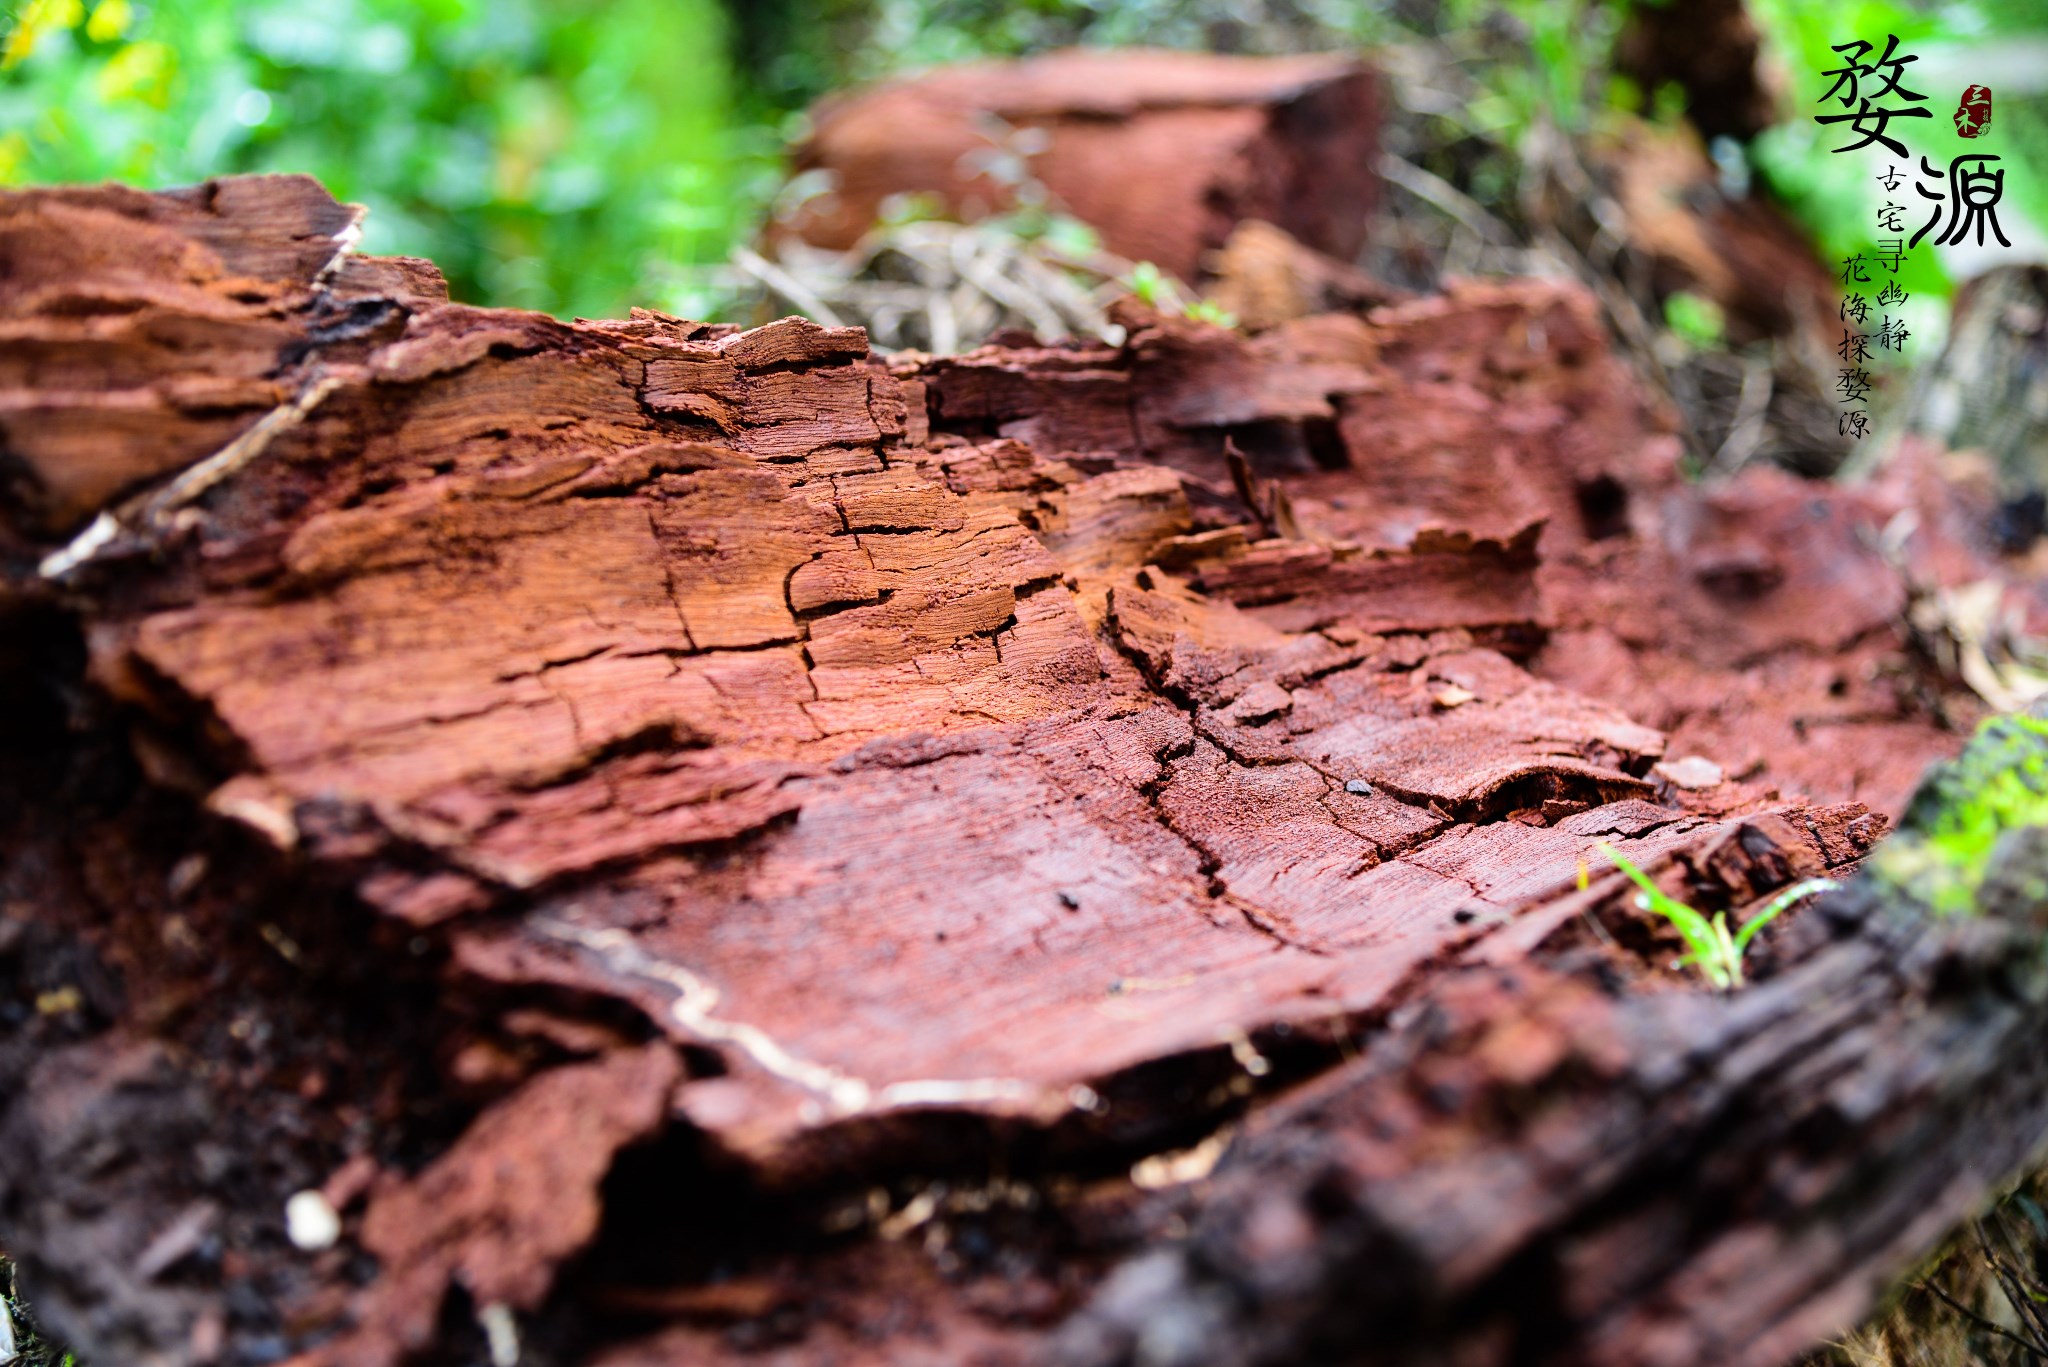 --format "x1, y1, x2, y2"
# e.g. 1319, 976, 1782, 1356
1815, 36, 2016, 440
1815, 35, 1930, 440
